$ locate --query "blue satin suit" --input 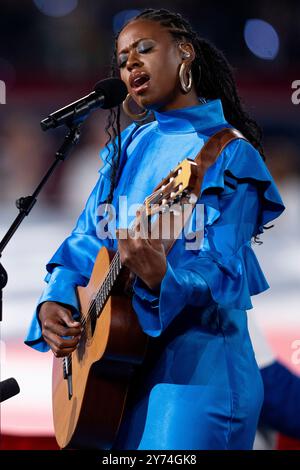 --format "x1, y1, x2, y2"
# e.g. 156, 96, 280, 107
25, 99, 285, 449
